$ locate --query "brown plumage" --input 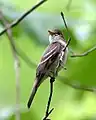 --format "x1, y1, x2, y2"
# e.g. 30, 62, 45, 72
27, 29, 68, 108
